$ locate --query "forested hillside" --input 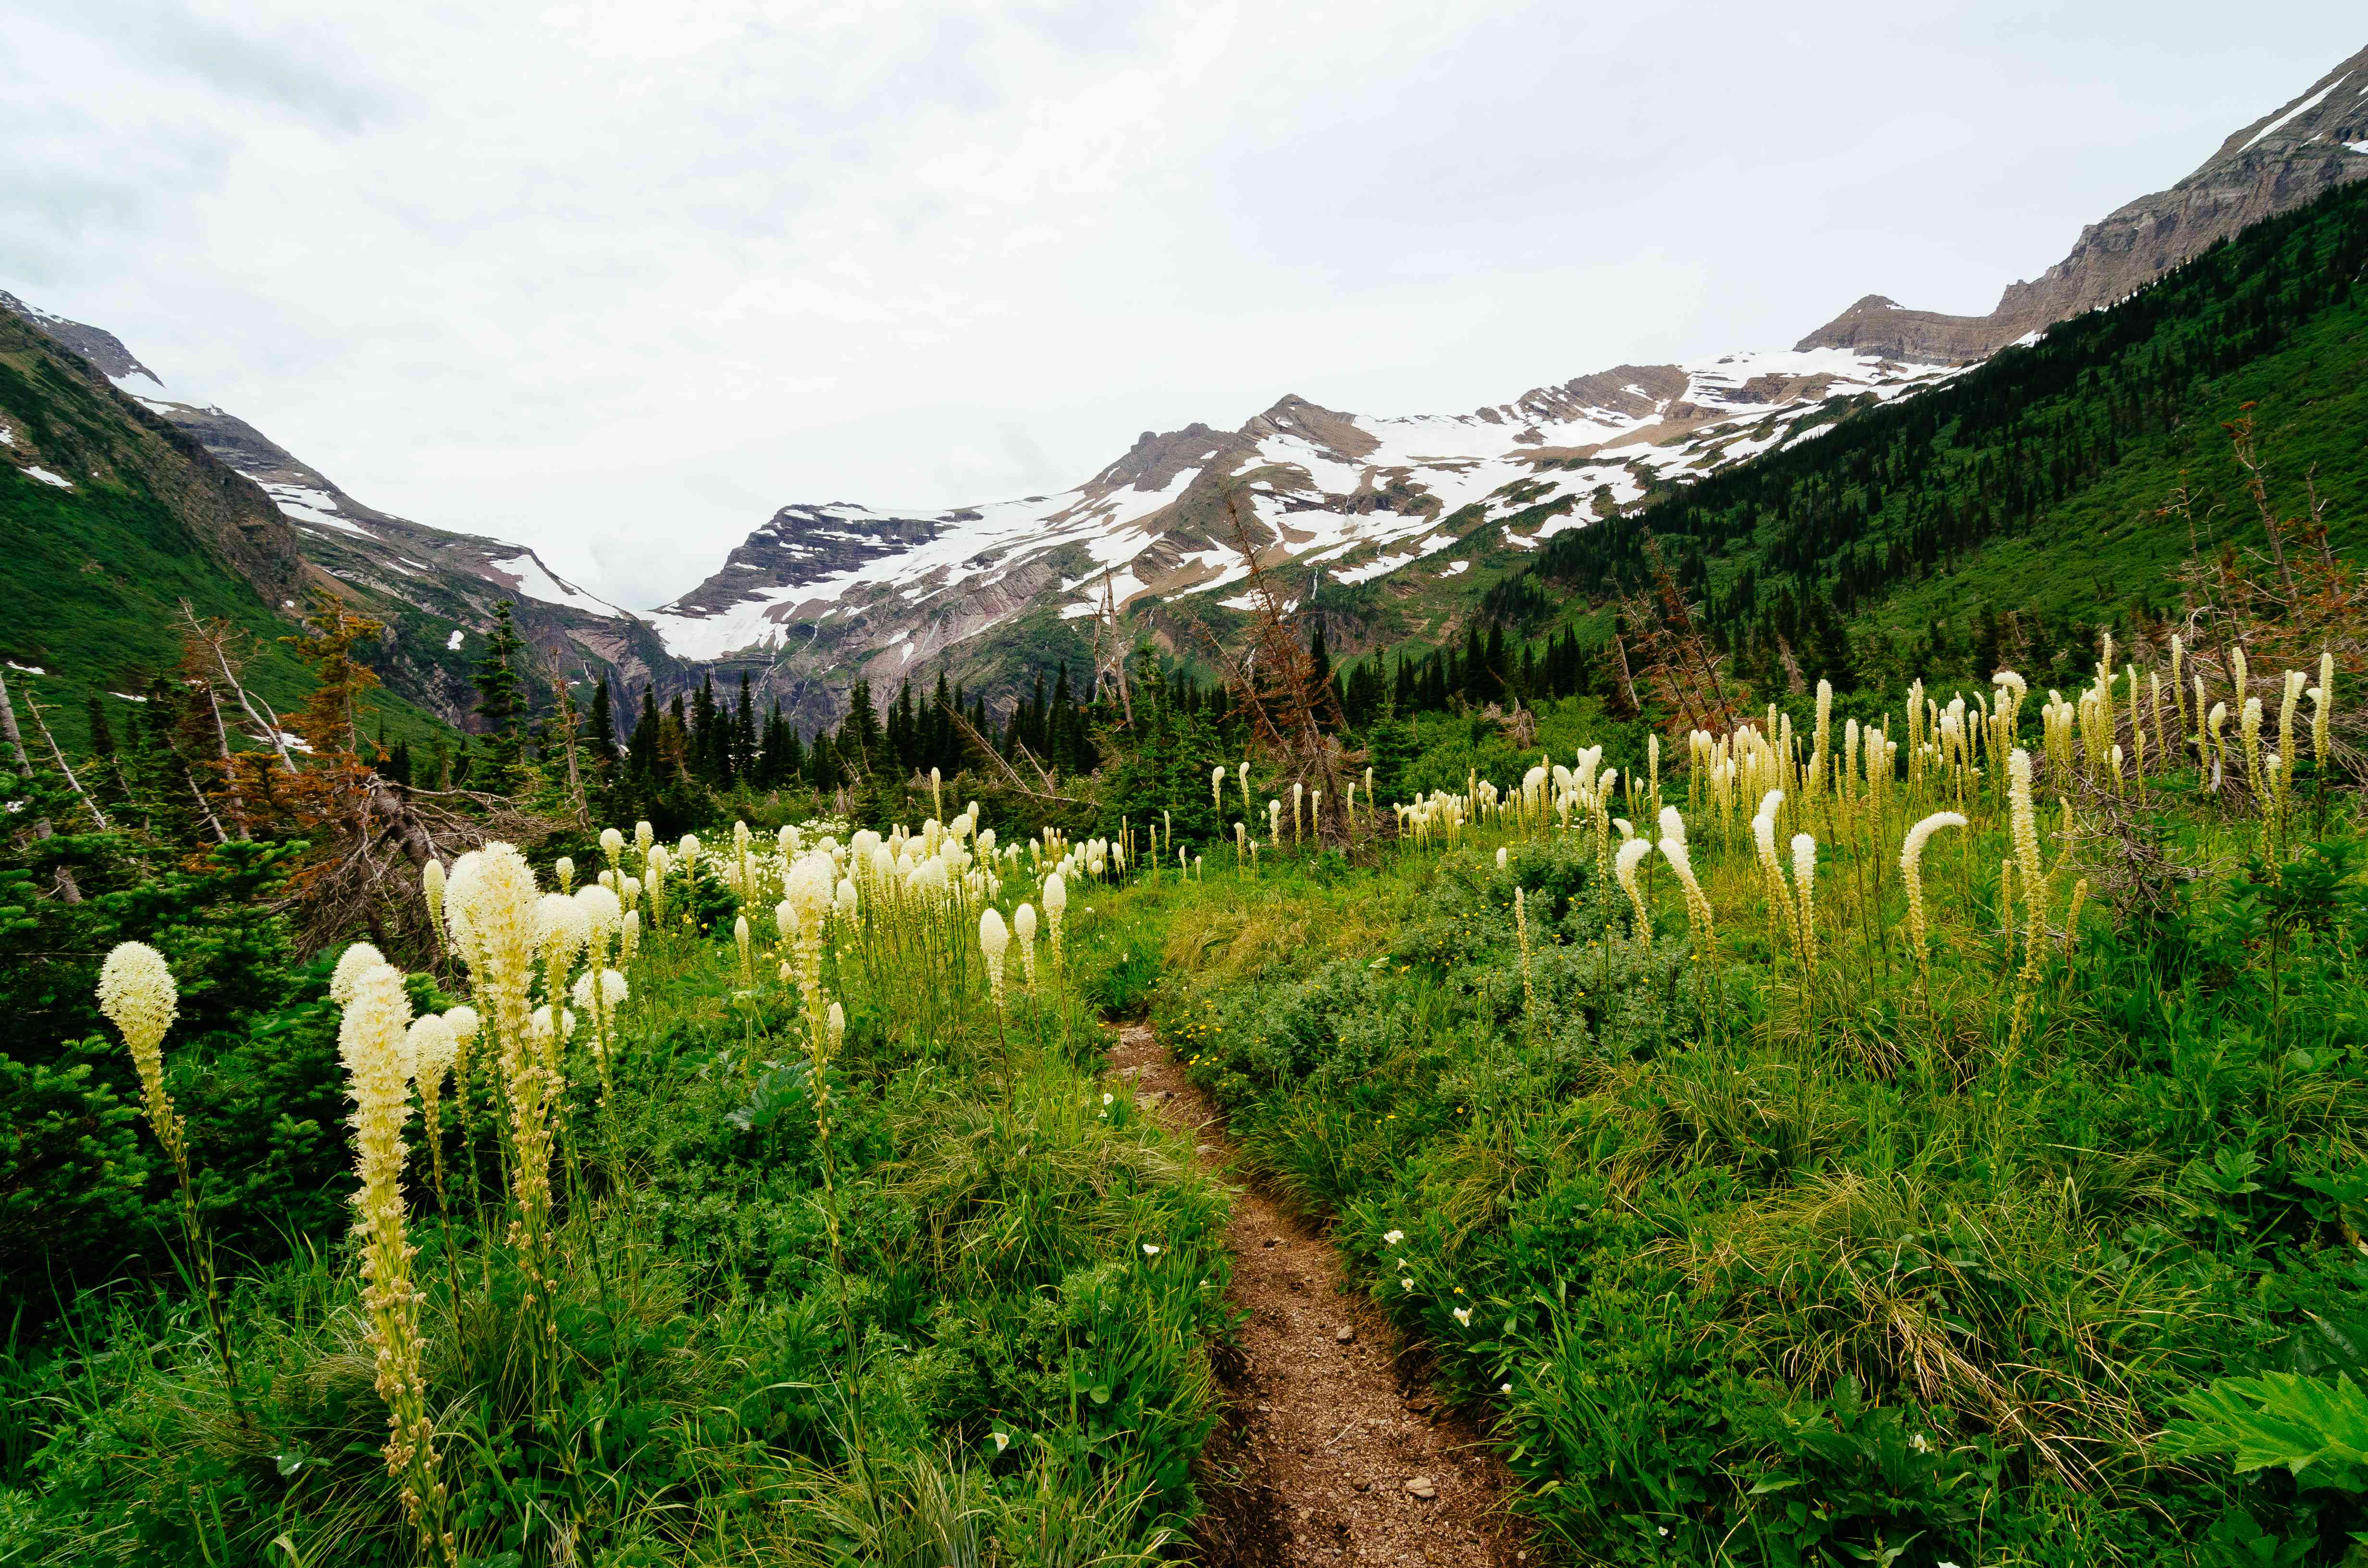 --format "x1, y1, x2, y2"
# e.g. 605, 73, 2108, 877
1333, 174, 2368, 720
0, 311, 452, 752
